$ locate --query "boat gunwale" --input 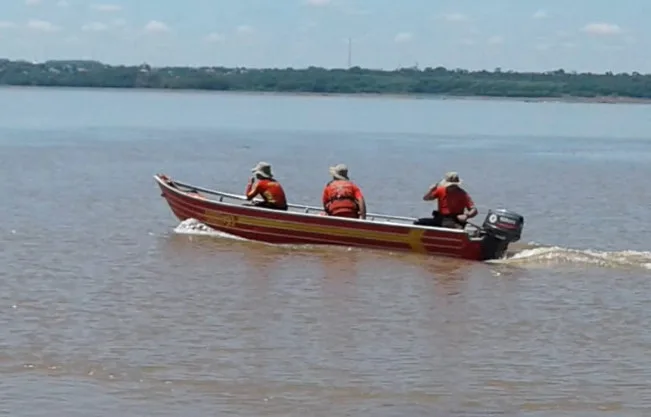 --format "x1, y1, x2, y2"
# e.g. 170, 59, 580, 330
154, 174, 483, 241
